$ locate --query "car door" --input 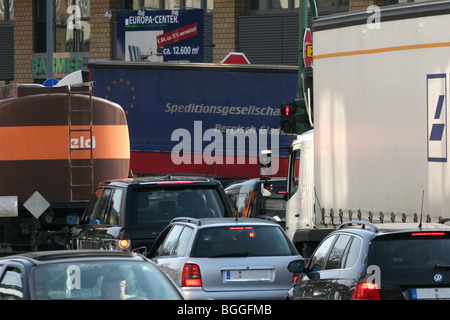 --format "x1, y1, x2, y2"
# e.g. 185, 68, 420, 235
152, 224, 194, 286
291, 234, 337, 300
74, 187, 123, 249
333, 235, 363, 300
